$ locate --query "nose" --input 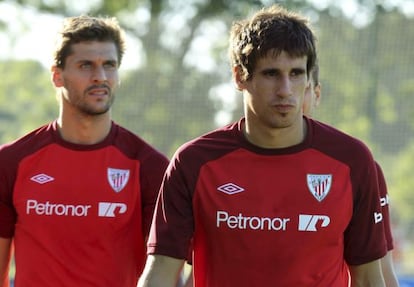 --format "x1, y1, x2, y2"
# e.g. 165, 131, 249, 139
92, 67, 108, 83
277, 76, 292, 97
